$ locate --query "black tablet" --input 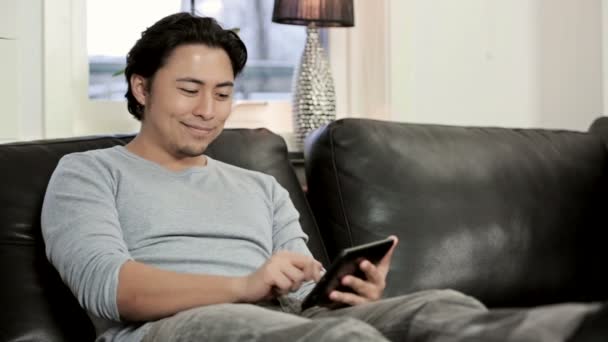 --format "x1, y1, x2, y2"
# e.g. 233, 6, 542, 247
301, 237, 395, 311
